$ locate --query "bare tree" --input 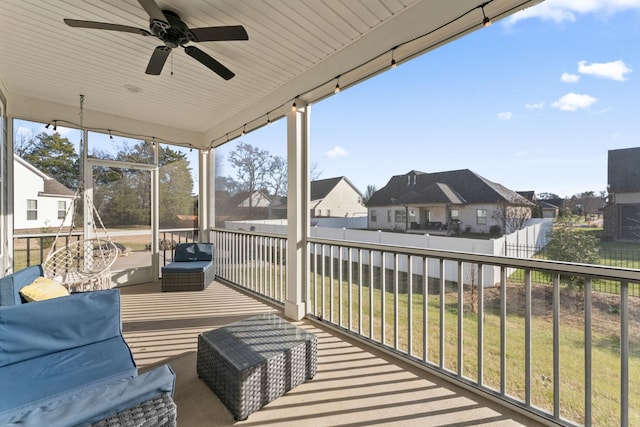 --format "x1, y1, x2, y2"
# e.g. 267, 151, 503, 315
491, 196, 533, 234
363, 184, 377, 204
266, 156, 287, 196
228, 142, 272, 210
